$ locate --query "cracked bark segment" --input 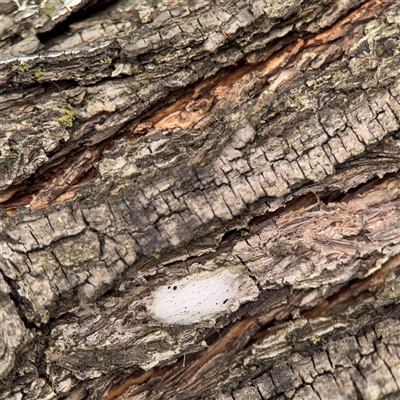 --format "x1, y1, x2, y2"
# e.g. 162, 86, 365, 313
0, 290, 30, 378
1, 0, 400, 399
232, 176, 400, 293
0, 0, 90, 58
0, 0, 393, 202
0, 0, 396, 304
232, 386, 262, 400
224, 317, 400, 400
0, 0, 353, 85
8, 173, 398, 399
118, 302, 400, 399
